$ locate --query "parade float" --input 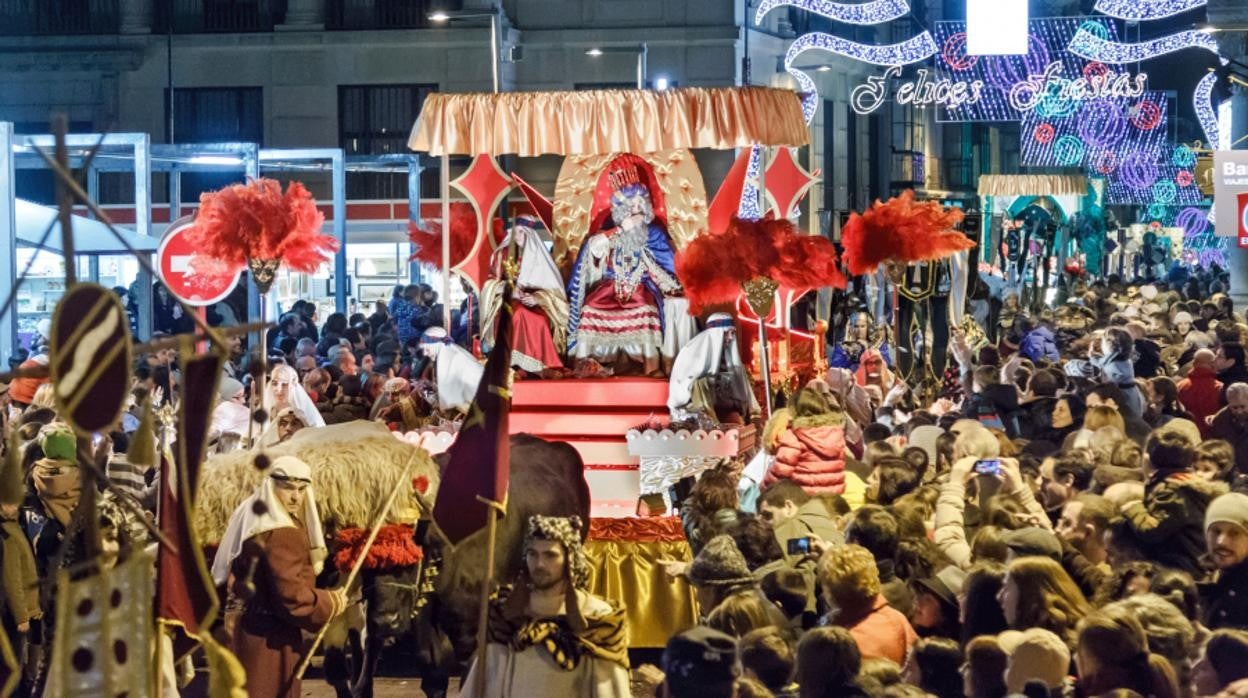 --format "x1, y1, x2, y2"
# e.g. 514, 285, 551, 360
403, 84, 834, 646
